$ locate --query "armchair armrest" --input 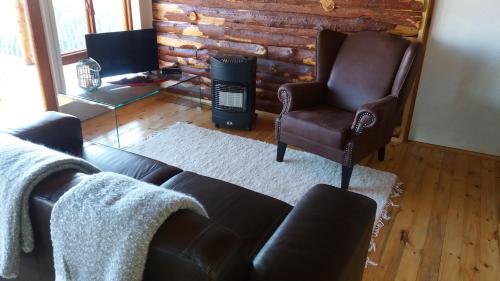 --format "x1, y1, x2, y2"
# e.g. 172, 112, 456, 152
1, 111, 83, 153
249, 185, 376, 281
278, 82, 325, 114
351, 95, 398, 134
